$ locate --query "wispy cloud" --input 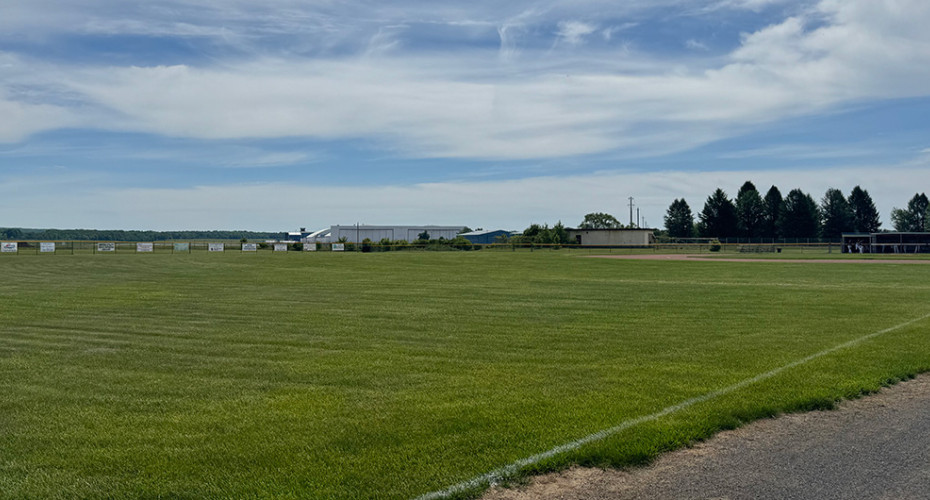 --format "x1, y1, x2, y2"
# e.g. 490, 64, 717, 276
685, 39, 709, 51
555, 21, 597, 46
2, 0, 928, 161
